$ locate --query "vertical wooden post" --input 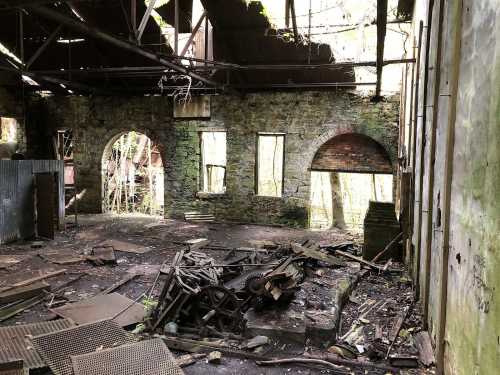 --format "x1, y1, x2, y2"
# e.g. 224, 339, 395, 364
174, 0, 179, 54
19, 10, 24, 63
